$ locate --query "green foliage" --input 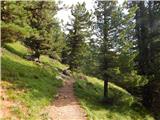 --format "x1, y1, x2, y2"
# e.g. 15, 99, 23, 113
117, 5, 137, 73
106, 4, 147, 88
1, 22, 30, 44
95, 1, 118, 79
92, 1, 146, 92
74, 74, 154, 120
133, 2, 160, 117
23, 1, 65, 57
1, 1, 31, 44
79, 41, 100, 76
50, 26, 66, 58
106, 67, 149, 89
64, 2, 92, 71
1, 1, 65, 59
